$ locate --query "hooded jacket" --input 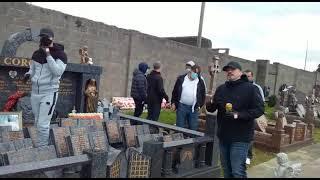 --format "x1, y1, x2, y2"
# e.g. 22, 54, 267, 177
26, 43, 68, 95
146, 70, 169, 104
130, 68, 147, 101
206, 74, 264, 143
